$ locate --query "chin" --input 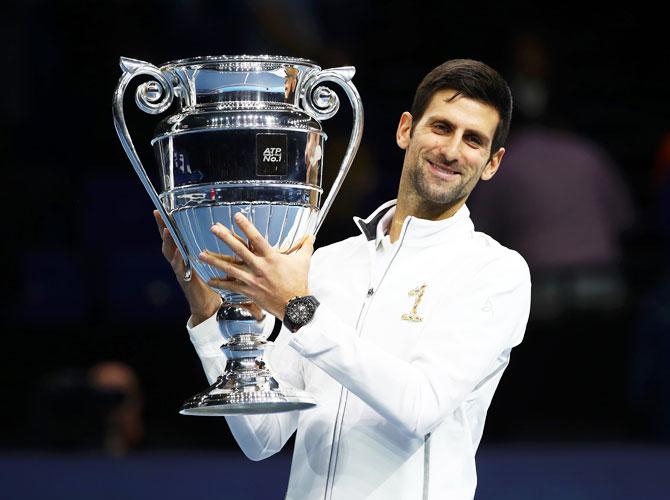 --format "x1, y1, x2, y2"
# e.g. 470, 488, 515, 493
414, 177, 459, 206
